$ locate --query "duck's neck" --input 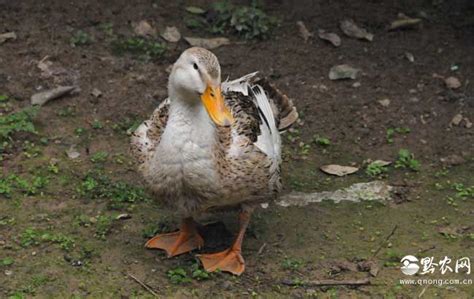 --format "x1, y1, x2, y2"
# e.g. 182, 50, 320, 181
163, 93, 217, 150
